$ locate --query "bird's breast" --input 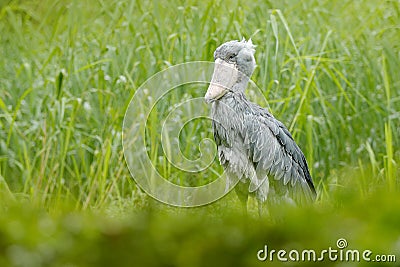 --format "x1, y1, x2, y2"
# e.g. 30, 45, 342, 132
211, 99, 244, 148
